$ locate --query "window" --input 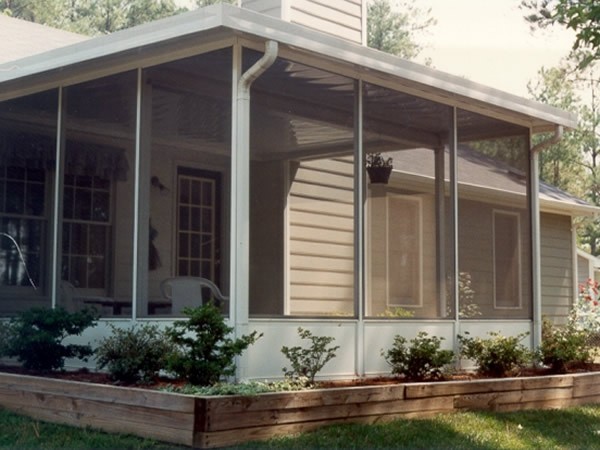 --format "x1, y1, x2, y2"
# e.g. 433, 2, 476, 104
62, 175, 111, 291
493, 210, 521, 309
0, 166, 46, 287
387, 195, 422, 307
176, 168, 221, 282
